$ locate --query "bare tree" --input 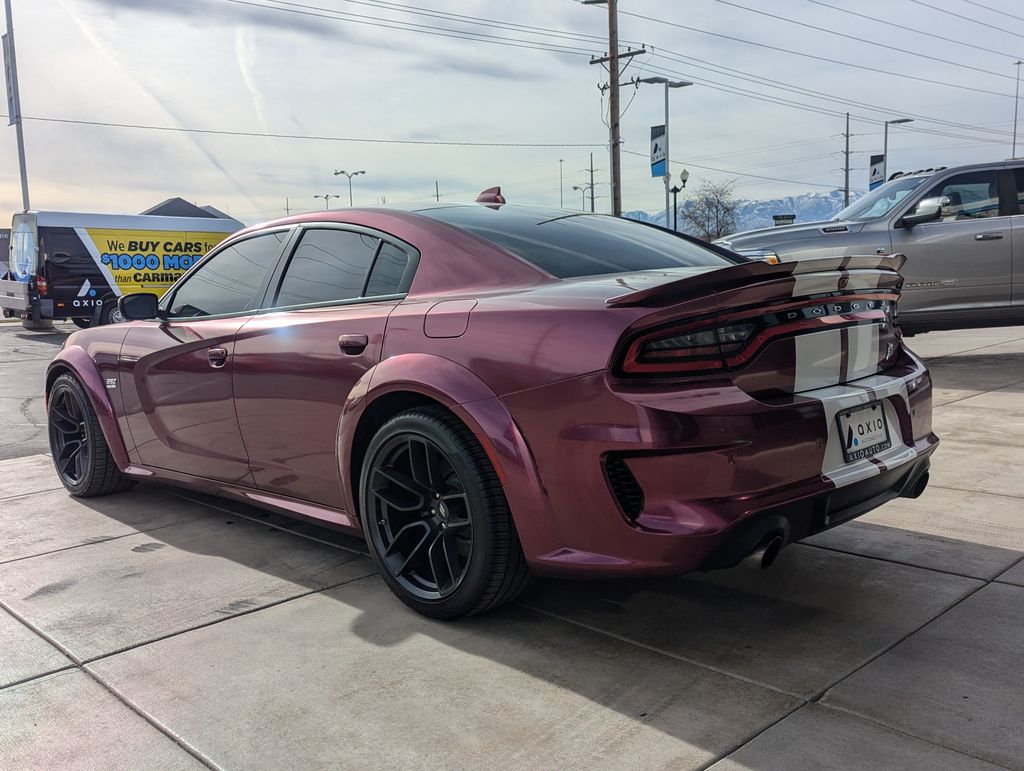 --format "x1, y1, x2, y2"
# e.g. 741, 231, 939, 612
680, 179, 738, 241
